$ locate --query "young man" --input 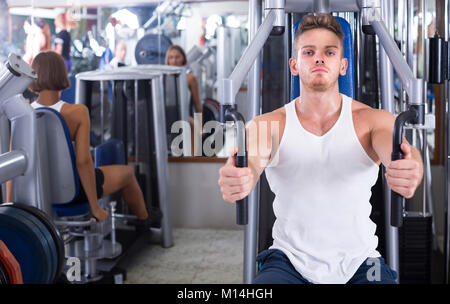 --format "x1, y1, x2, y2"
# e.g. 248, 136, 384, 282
218, 14, 423, 284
